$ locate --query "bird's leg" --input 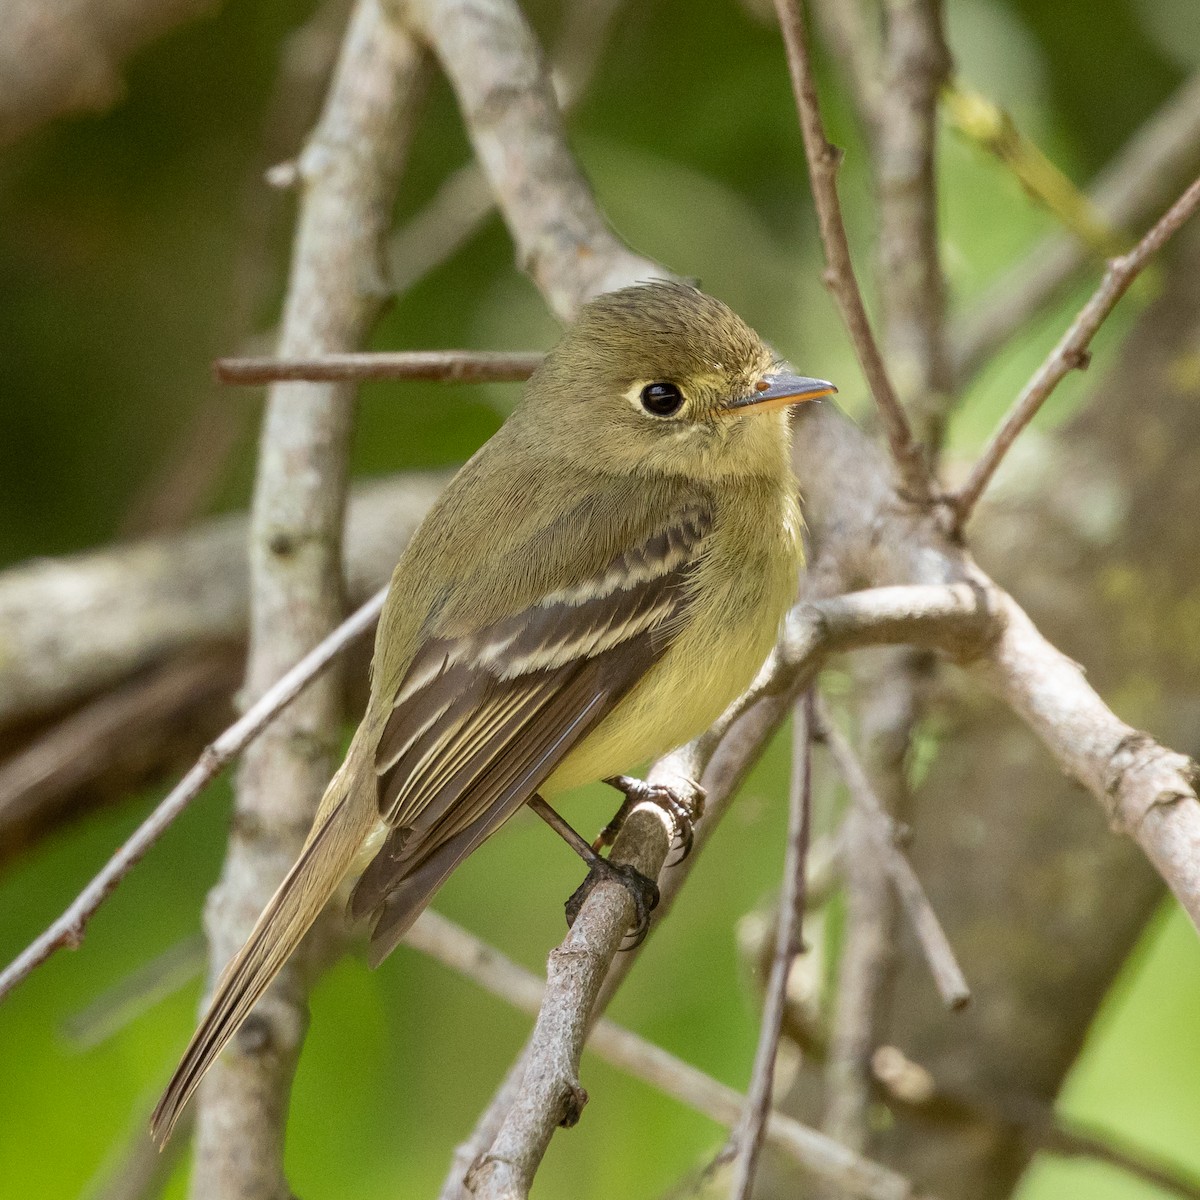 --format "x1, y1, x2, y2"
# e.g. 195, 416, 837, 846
527, 794, 659, 947
596, 775, 706, 866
